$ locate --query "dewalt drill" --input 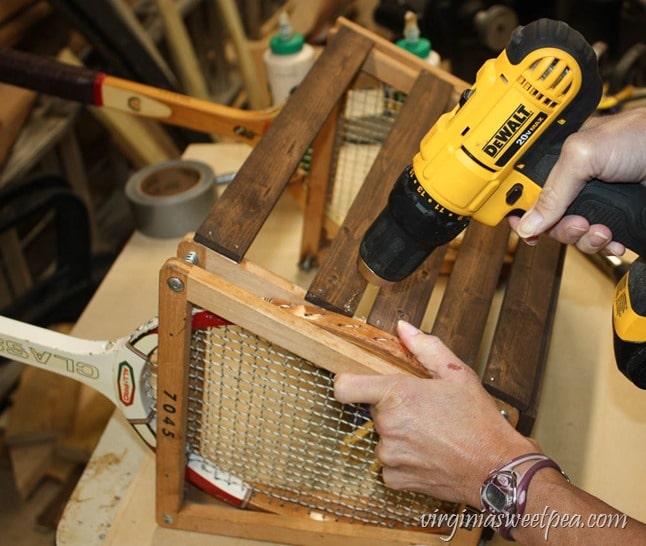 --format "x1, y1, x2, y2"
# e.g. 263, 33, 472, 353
358, 18, 646, 388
